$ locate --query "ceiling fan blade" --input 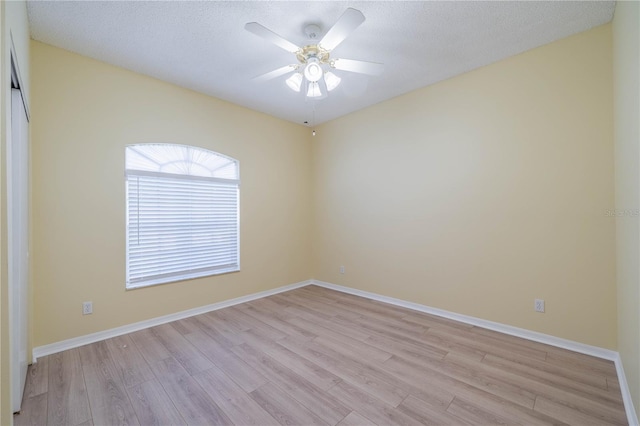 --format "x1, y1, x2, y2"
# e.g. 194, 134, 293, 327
332, 58, 383, 76
245, 22, 300, 53
252, 65, 298, 82
319, 8, 365, 51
